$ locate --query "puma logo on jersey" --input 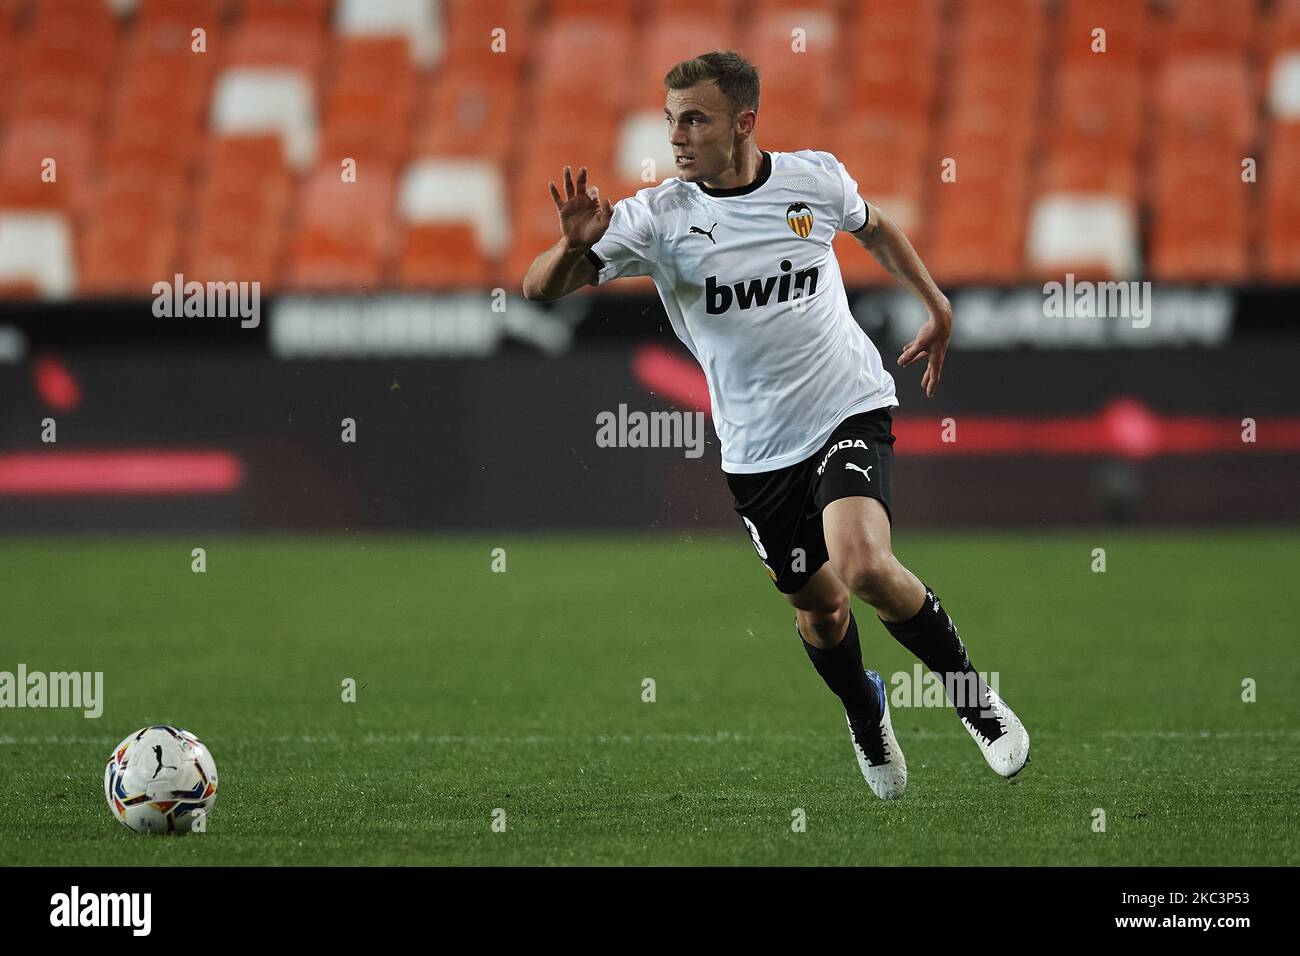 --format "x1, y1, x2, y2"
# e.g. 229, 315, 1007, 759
705, 259, 819, 315
845, 462, 873, 481
815, 438, 870, 476
690, 223, 718, 244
